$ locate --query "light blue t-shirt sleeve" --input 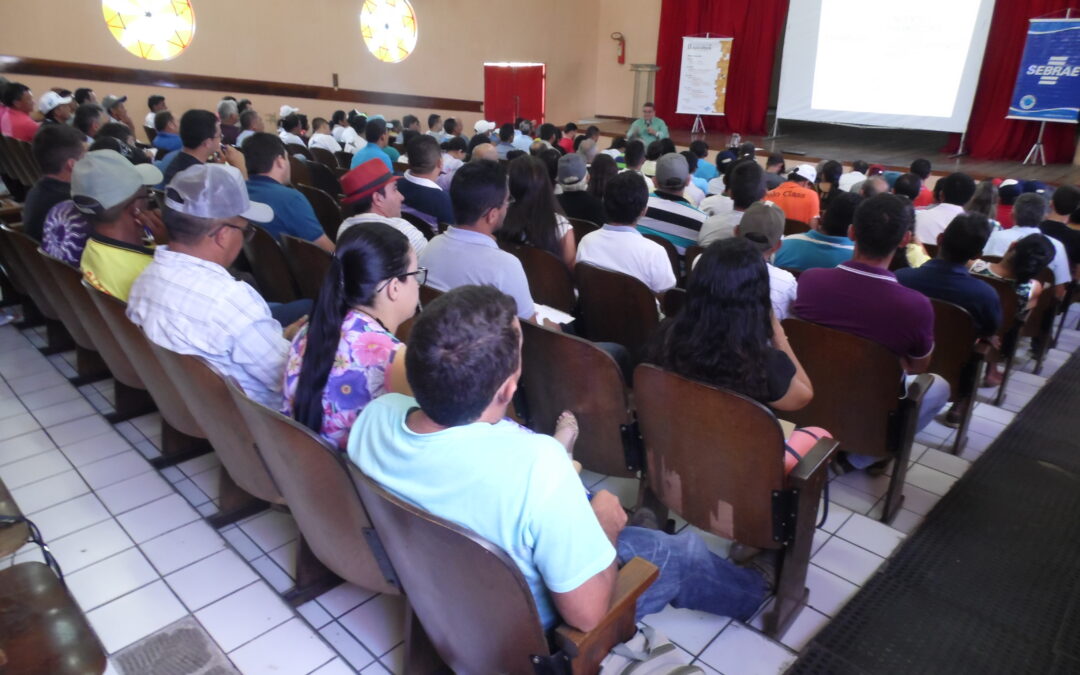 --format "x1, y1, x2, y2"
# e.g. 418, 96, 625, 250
525, 443, 616, 594
503, 257, 536, 319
